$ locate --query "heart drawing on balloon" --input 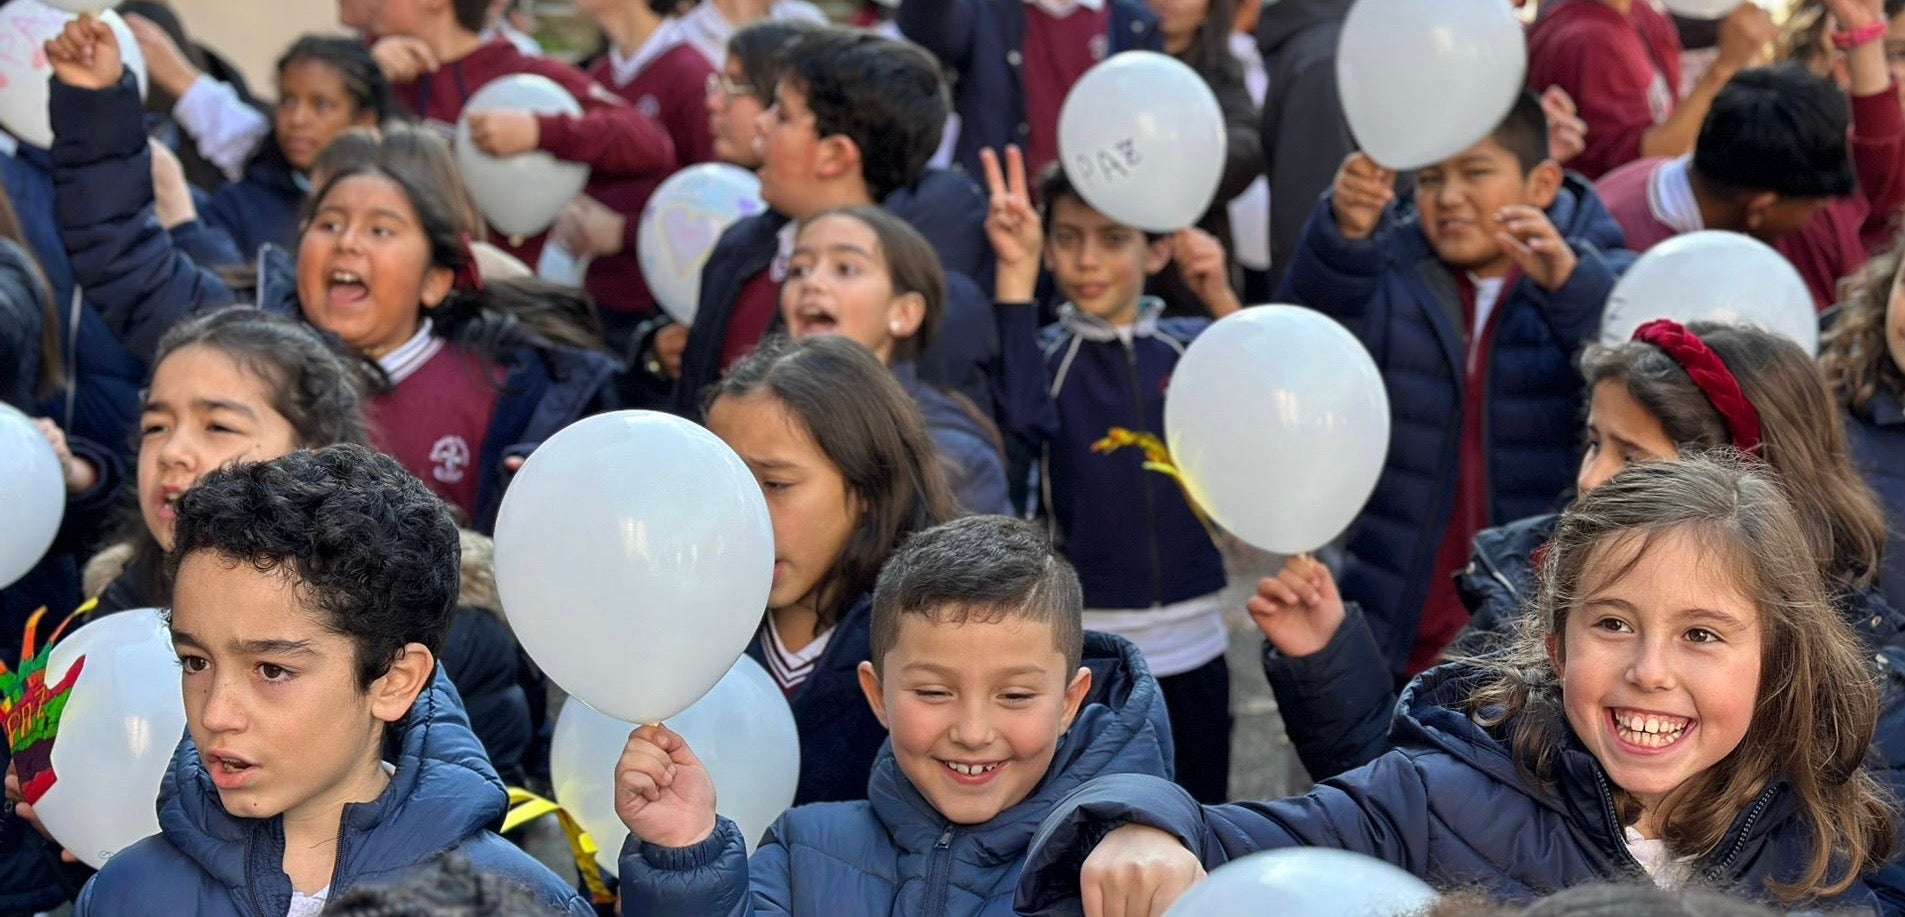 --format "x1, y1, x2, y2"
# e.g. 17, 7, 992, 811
658, 204, 721, 278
